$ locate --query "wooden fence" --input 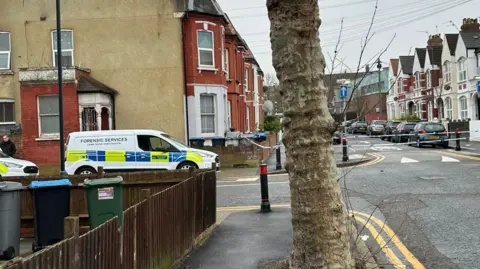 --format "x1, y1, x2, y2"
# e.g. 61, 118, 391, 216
2, 169, 216, 269
4, 170, 200, 237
